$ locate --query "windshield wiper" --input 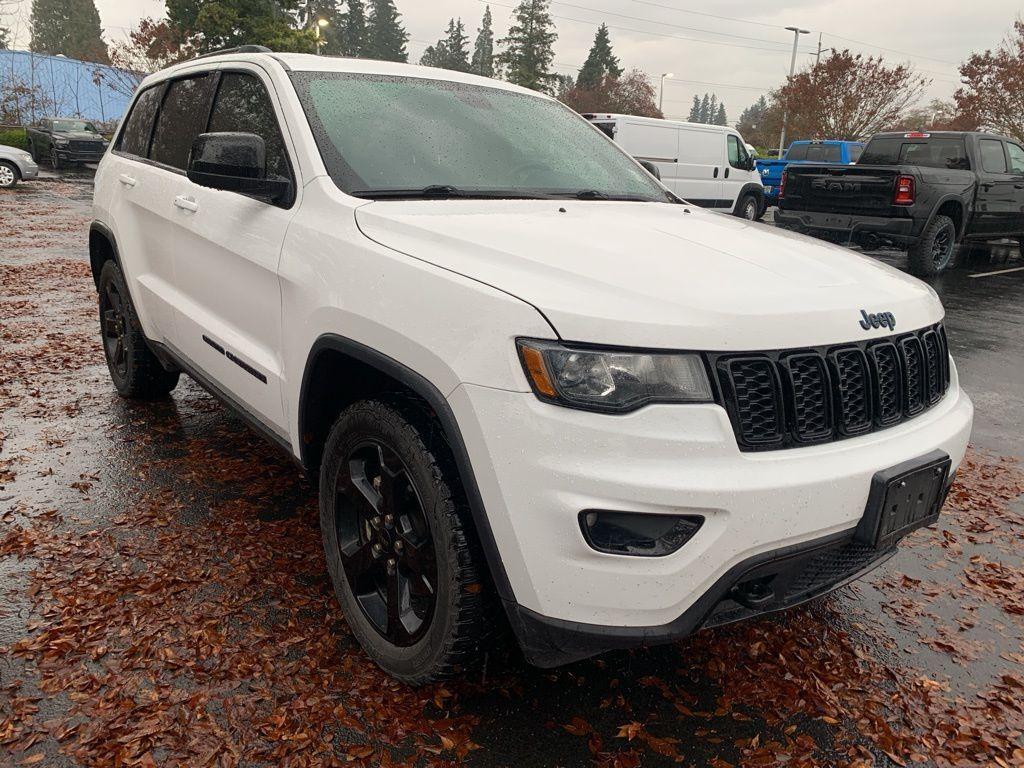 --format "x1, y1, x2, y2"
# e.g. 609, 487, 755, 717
553, 190, 660, 202
352, 185, 556, 200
